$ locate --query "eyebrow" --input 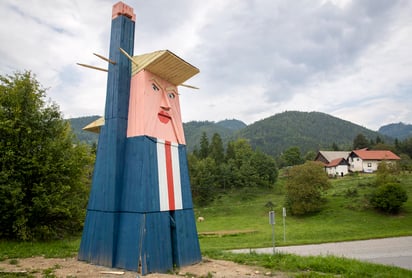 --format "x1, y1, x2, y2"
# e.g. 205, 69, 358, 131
150, 77, 179, 95
150, 78, 163, 91
166, 87, 179, 95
